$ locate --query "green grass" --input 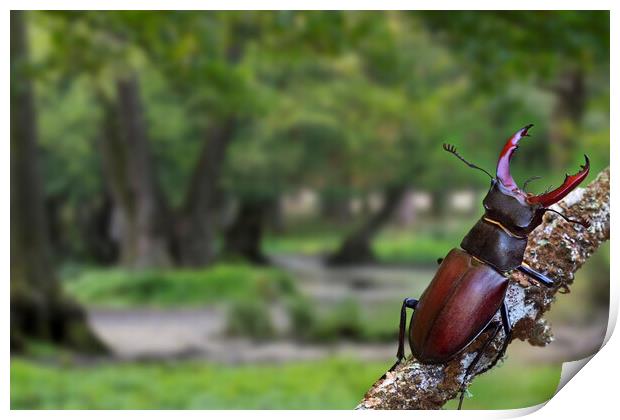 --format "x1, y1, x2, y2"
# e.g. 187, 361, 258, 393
444, 362, 561, 410
373, 230, 455, 264
64, 264, 296, 308
292, 298, 407, 343
264, 226, 462, 265
64, 226, 462, 308
11, 357, 561, 409
359, 302, 405, 342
